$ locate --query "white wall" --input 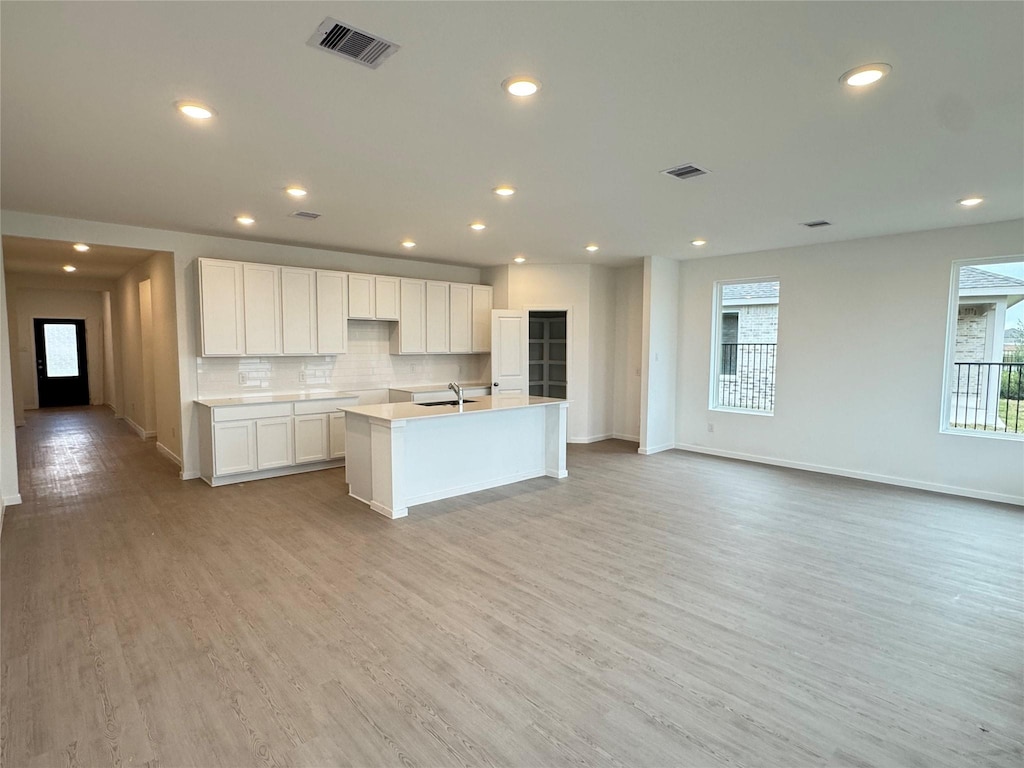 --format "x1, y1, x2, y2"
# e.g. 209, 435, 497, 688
0, 211, 484, 480
7, 279, 108, 409
640, 256, 679, 454
612, 264, 643, 441
102, 291, 117, 409
675, 219, 1024, 505
0, 248, 21, 511
588, 266, 615, 440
